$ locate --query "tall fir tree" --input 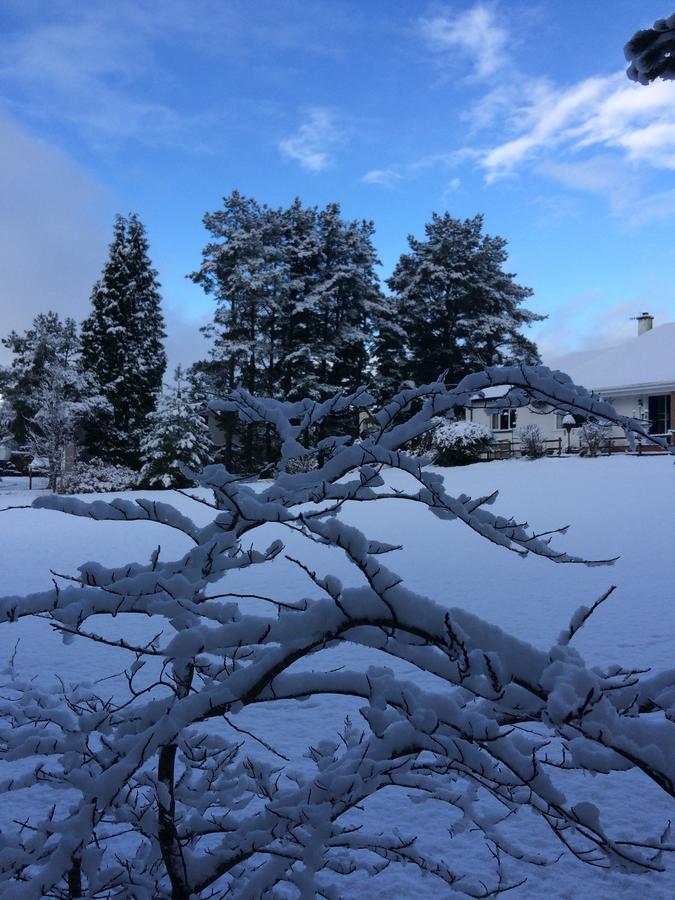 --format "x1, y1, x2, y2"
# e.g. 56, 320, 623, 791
81, 213, 167, 466
140, 366, 214, 488
376, 212, 543, 394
